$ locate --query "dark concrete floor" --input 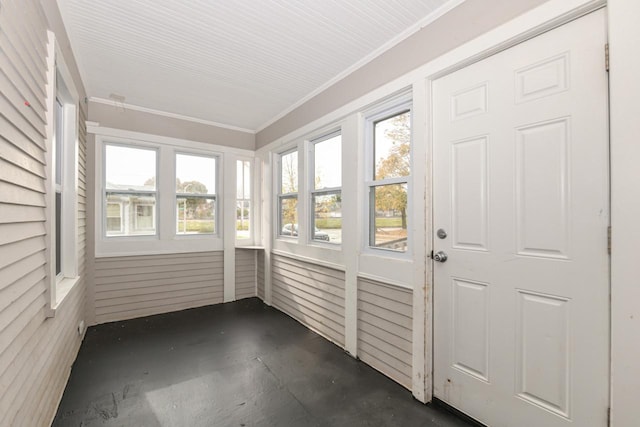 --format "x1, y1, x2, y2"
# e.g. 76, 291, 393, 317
54, 298, 473, 427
